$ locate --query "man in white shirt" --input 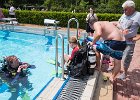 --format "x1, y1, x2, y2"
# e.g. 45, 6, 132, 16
112, 0, 140, 80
